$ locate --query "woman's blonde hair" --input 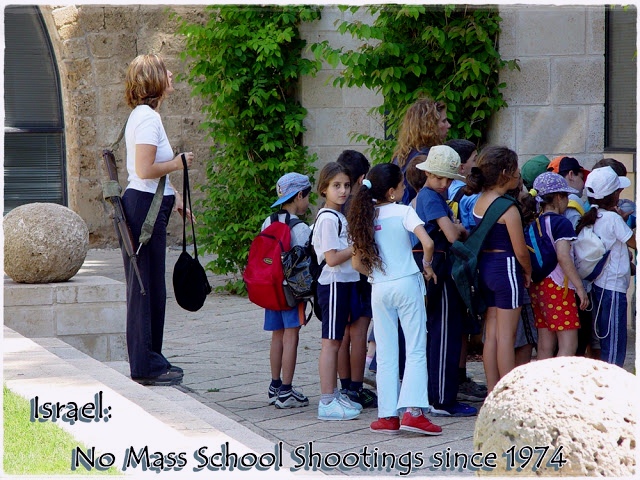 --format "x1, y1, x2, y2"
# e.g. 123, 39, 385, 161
392, 97, 447, 168
125, 54, 169, 109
